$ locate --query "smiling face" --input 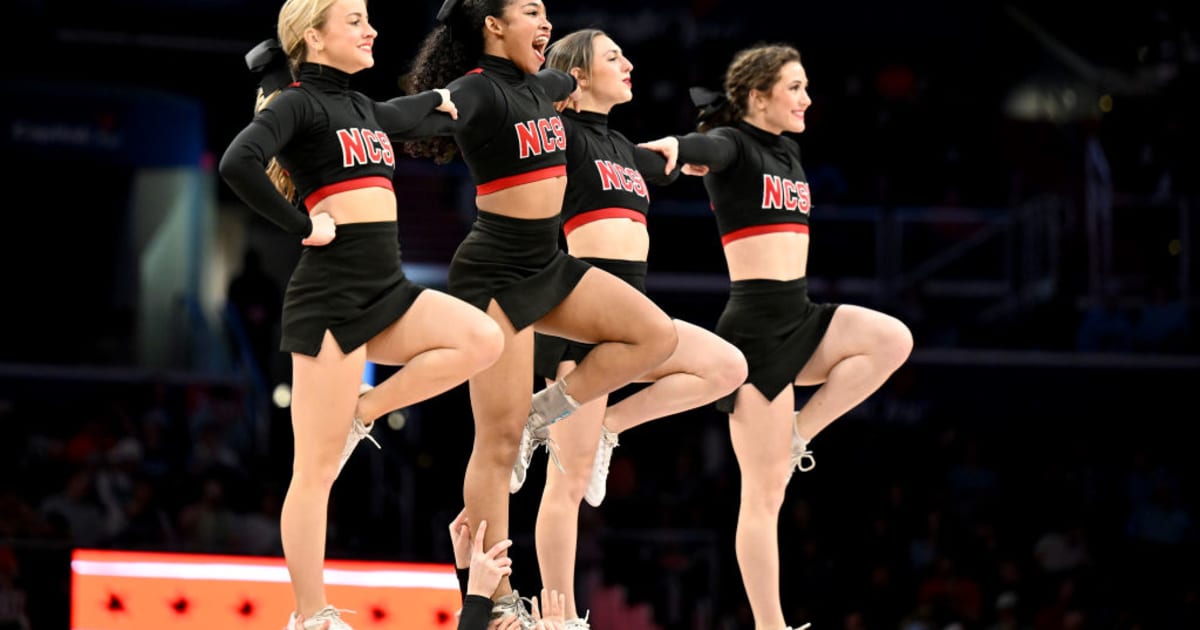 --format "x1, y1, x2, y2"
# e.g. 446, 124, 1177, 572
753, 60, 811, 134
306, 0, 377, 73
582, 34, 634, 110
488, 0, 552, 73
